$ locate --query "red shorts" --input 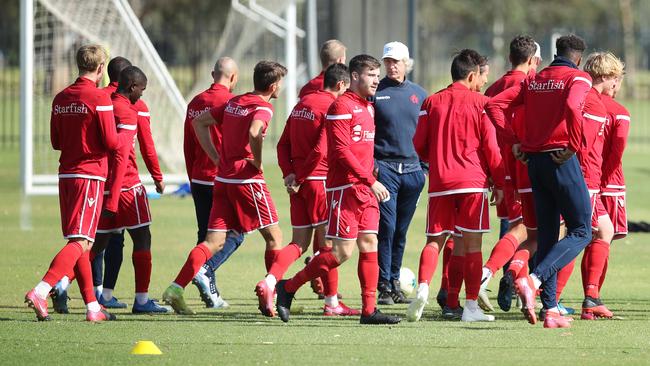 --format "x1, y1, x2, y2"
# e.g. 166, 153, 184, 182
496, 179, 523, 223
426, 191, 490, 236
58, 178, 105, 242
589, 191, 609, 231
518, 190, 537, 230
601, 191, 627, 238
208, 181, 279, 234
325, 184, 379, 240
97, 184, 152, 233
290, 180, 328, 228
